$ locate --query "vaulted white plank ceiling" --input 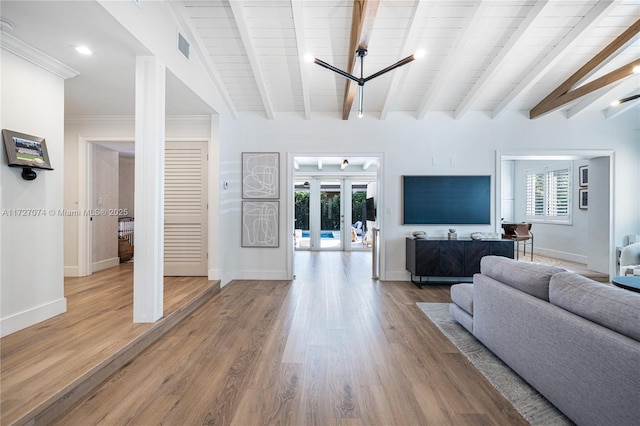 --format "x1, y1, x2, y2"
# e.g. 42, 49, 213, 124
1, 1, 638, 120
176, 0, 640, 120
